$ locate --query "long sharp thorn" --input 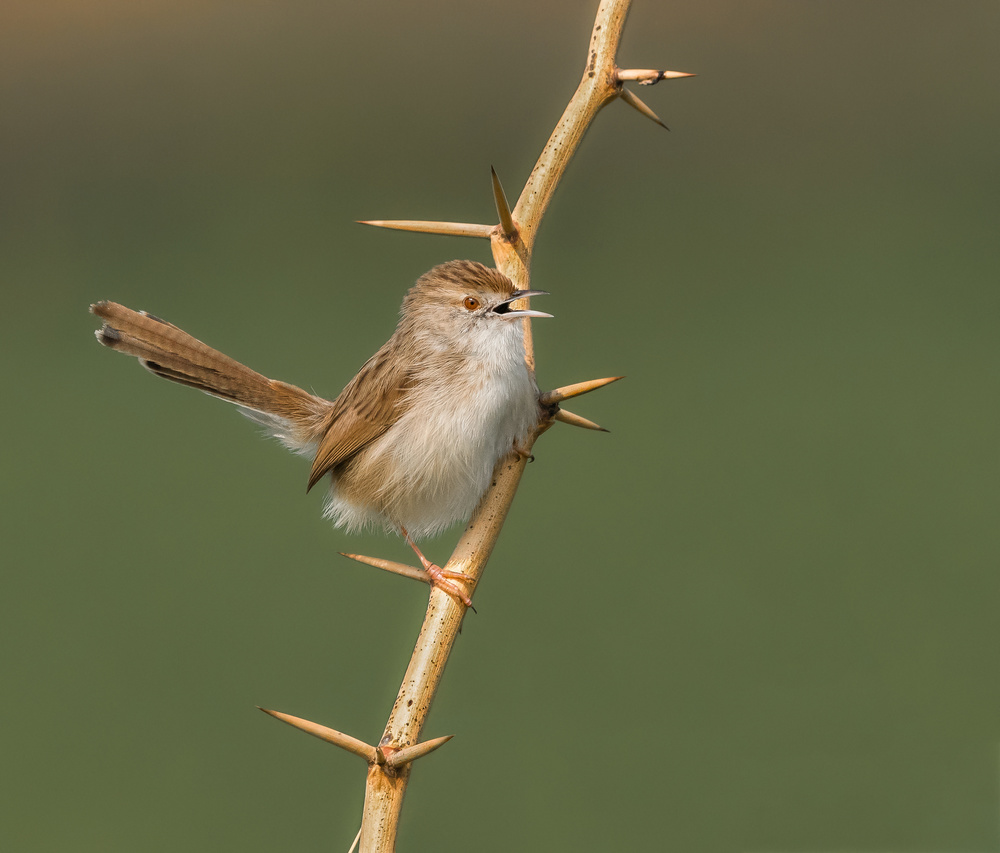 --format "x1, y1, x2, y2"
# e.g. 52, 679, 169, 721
257, 708, 377, 762
490, 166, 517, 239
384, 735, 454, 769
340, 552, 429, 585
540, 376, 624, 406
617, 68, 696, 85
347, 827, 362, 853
619, 88, 668, 130
357, 220, 494, 239
555, 408, 609, 432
